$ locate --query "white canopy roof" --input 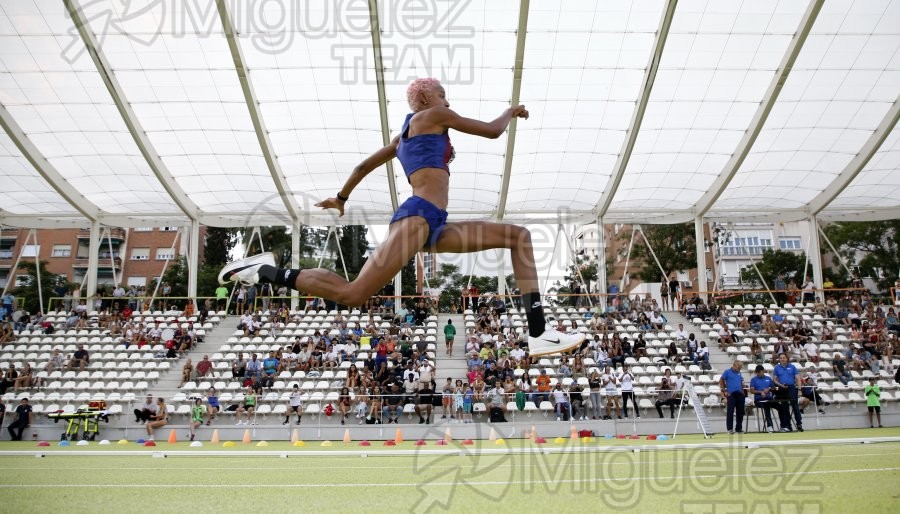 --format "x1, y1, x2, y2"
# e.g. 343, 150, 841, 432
0, 0, 898, 228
